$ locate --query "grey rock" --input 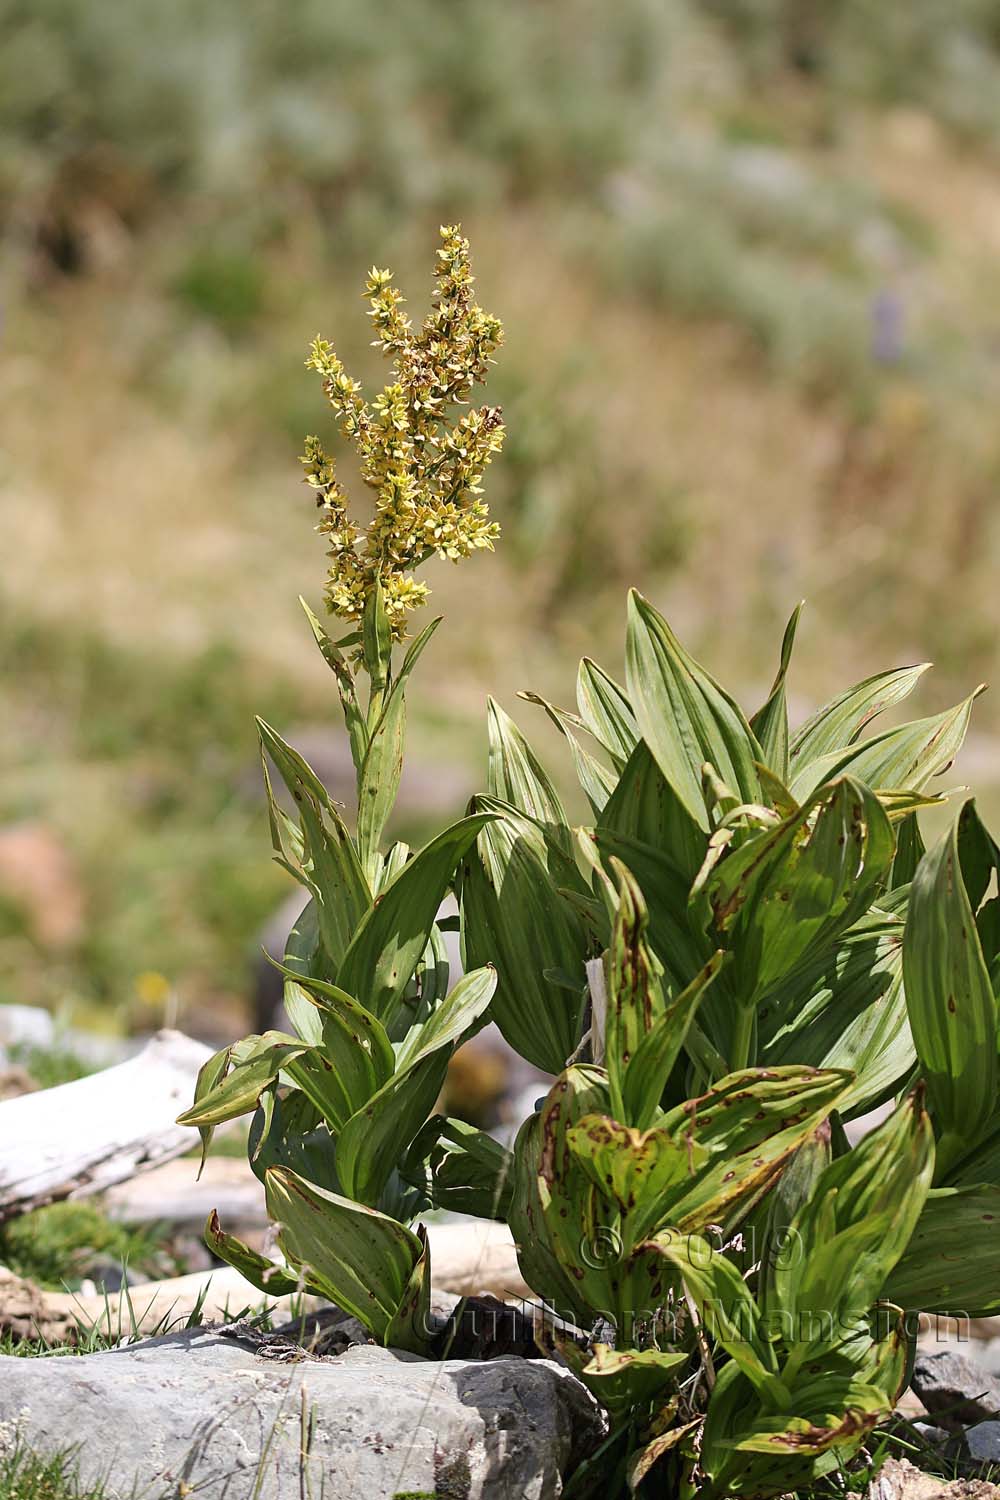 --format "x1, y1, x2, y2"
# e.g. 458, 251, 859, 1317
0, 1326, 603, 1499
911, 1348, 1000, 1426
965, 1419, 1000, 1464
909, 1420, 951, 1448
